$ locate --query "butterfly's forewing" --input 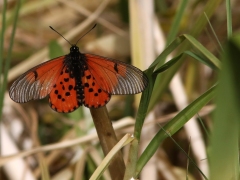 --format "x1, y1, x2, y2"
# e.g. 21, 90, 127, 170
85, 54, 148, 95
82, 69, 111, 108
9, 56, 65, 103
49, 66, 80, 113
